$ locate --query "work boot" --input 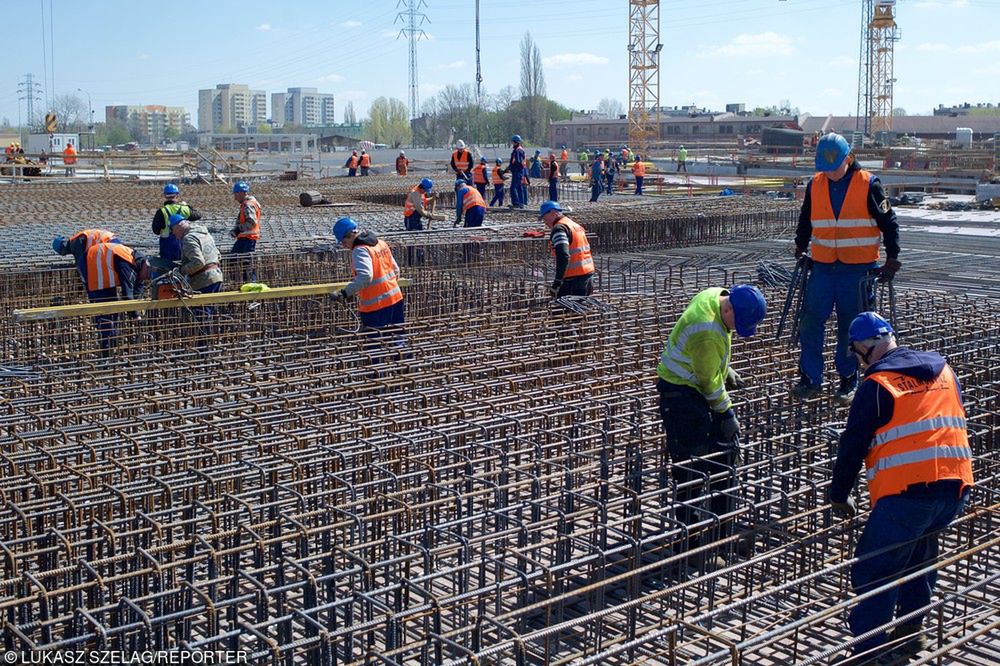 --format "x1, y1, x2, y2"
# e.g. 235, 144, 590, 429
789, 377, 821, 401
887, 624, 929, 657
834, 373, 859, 406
